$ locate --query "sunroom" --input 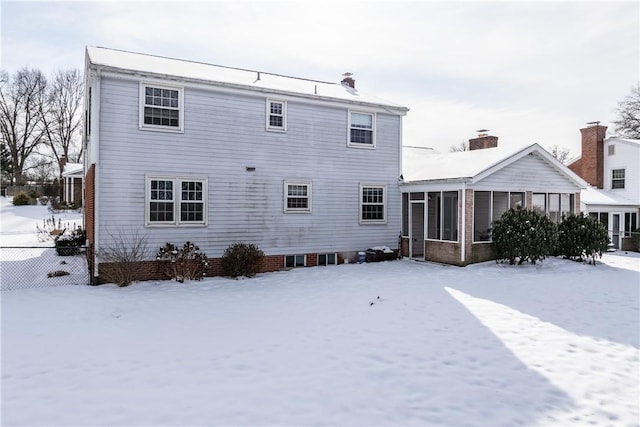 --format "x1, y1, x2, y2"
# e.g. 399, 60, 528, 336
400, 139, 587, 265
